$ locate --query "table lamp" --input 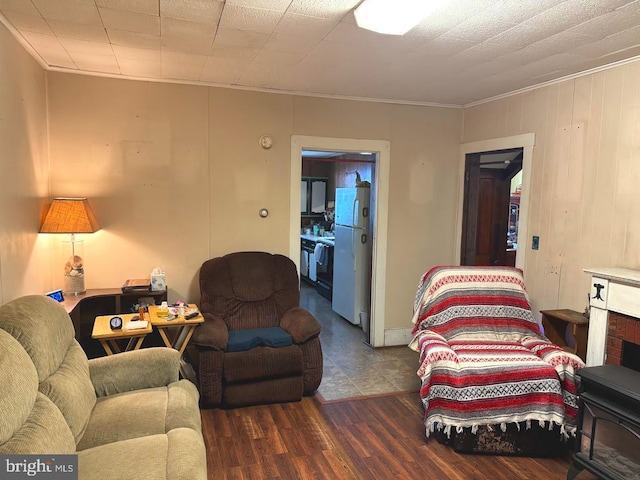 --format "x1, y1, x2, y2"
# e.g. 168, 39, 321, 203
40, 197, 100, 295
